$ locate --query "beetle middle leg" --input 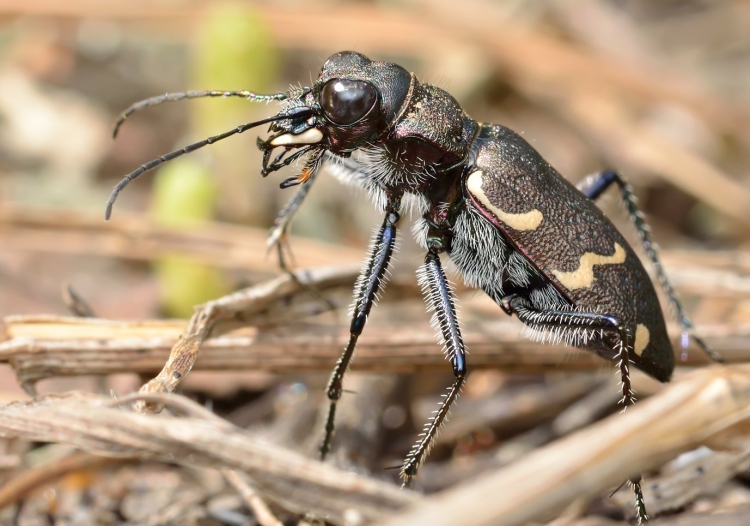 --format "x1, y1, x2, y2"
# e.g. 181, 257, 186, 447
577, 170, 721, 364
320, 193, 402, 459
401, 245, 466, 485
